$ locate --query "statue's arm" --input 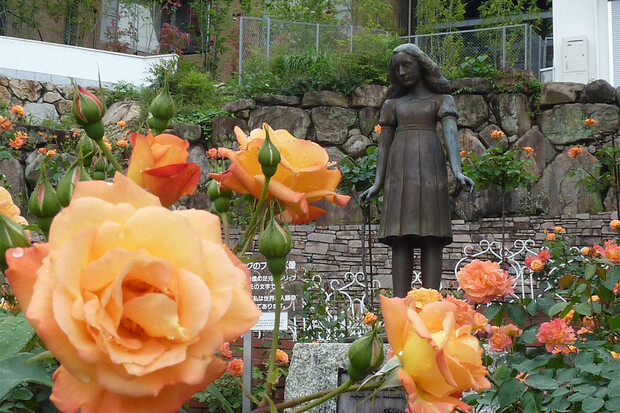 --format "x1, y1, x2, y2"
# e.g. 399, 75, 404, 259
442, 115, 474, 191
359, 126, 394, 203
